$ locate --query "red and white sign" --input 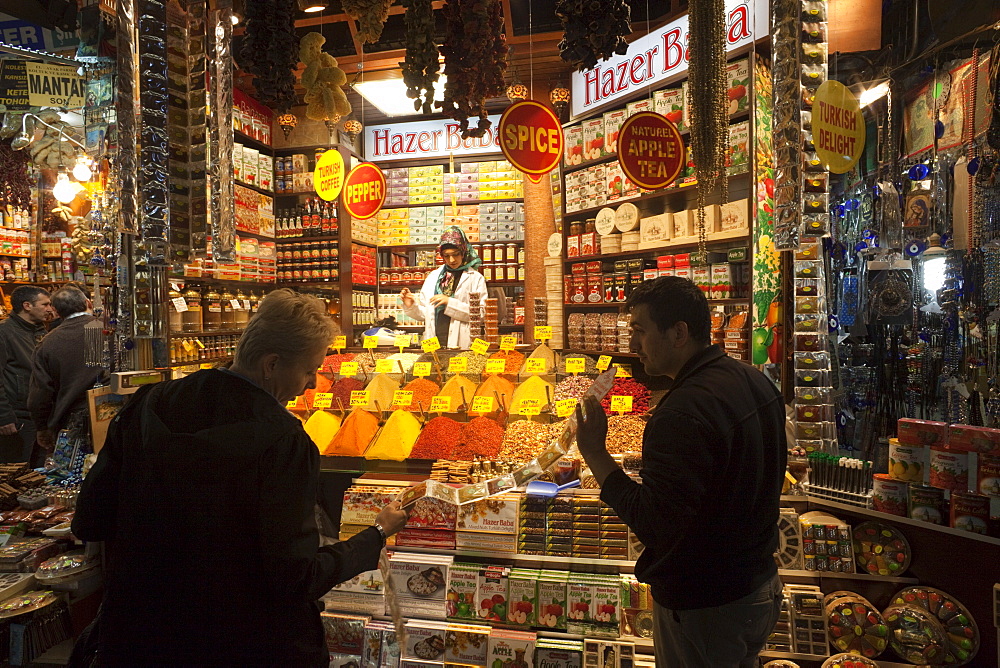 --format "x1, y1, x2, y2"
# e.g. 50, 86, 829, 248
342, 163, 387, 220
364, 115, 502, 161
570, 0, 767, 117
499, 100, 563, 183
618, 112, 685, 190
